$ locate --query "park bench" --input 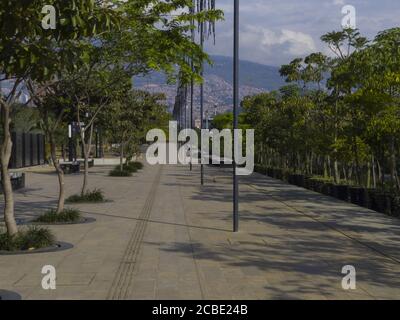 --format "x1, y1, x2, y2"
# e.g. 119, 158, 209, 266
77, 159, 95, 168
60, 162, 80, 174
0, 173, 25, 193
